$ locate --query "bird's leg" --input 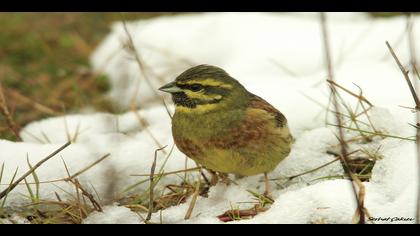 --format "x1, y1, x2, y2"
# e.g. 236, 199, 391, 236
207, 169, 219, 186
263, 172, 272, 199
219, 173, 231, 185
